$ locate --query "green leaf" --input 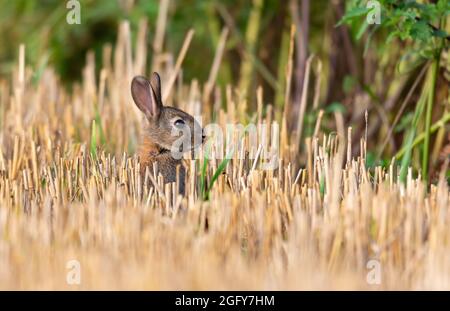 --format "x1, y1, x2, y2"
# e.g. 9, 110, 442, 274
94, 105, 106, 146
410, 21, 432, 42
437, 0, 449, 14
90, 120, 97, 157
200, 156, 208, 200
337, 7, 371, 26
399, 80, 428, 183
319, 174, 325, 198
32, 54, 49, 85
356, 20, 369, 40
205, 152, 233, 199
201, 142, 236, 200
433, 29, 449, 38
386, 29, 401, 43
